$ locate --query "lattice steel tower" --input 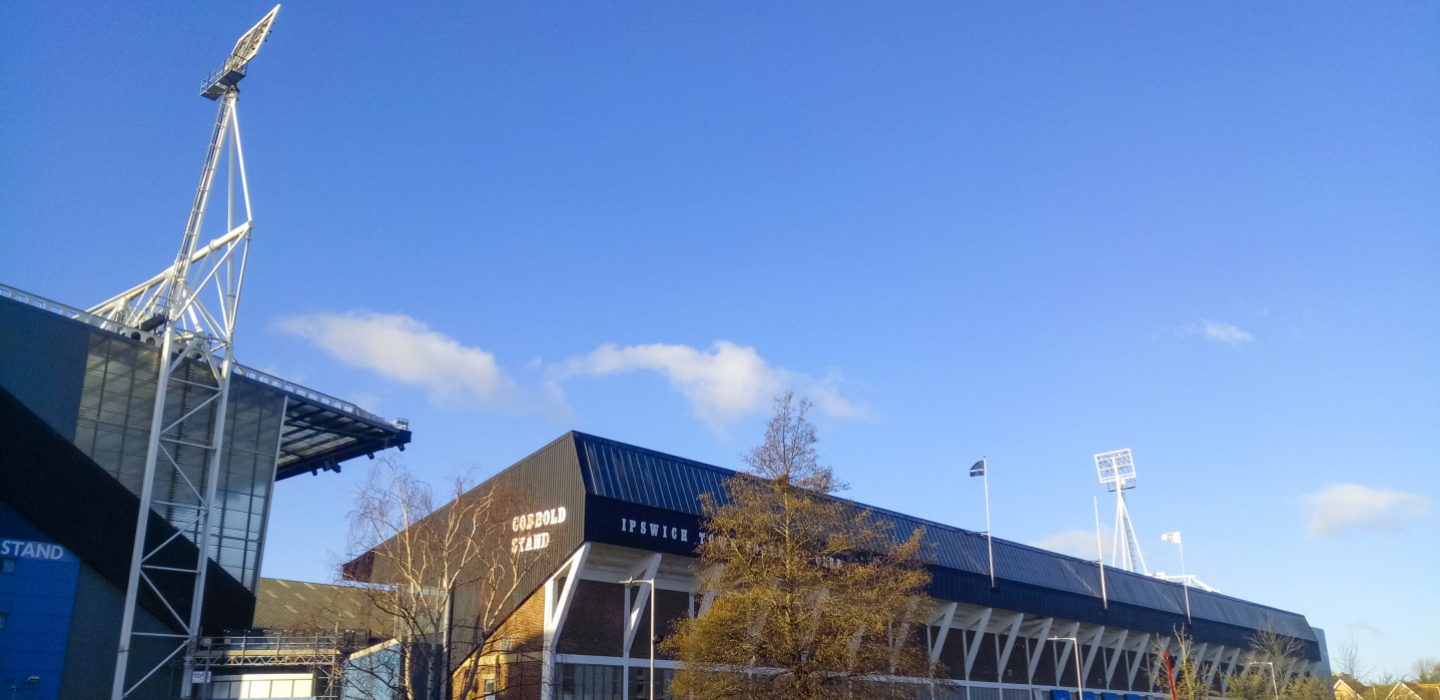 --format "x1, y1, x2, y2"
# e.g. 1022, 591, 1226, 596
1095, 448, 1148, 574
93, 7, 281, 698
